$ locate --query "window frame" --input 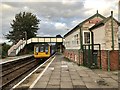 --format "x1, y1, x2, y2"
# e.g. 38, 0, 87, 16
83, 31, 91, 45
